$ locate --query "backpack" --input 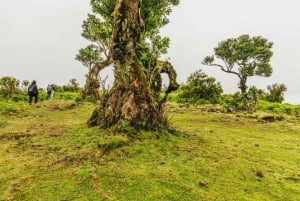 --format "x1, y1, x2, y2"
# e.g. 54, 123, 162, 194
28, 84, 35, 93
47, 85, 52, 93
